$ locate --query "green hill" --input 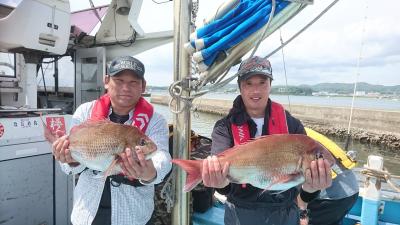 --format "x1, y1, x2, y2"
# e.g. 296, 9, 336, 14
300, 82, 400, 94
148, 82, 400, 96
